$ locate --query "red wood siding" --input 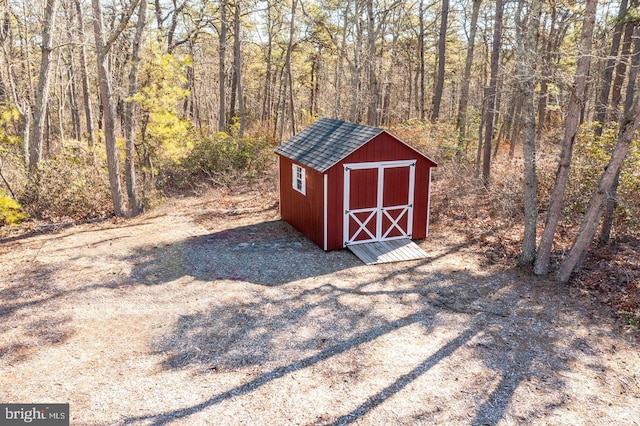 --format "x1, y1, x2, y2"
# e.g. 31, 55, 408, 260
382, 165, 411, 239
382, 166, 410, 207
325, 132, 436, 250
348, 168, 378, 210
278, 156, 325, 248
